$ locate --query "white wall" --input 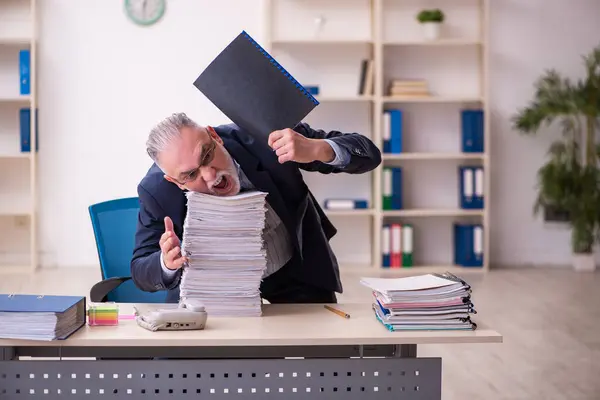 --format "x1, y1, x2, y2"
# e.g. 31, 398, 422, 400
34, 0, 263, 267
3, 0, 599, 268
